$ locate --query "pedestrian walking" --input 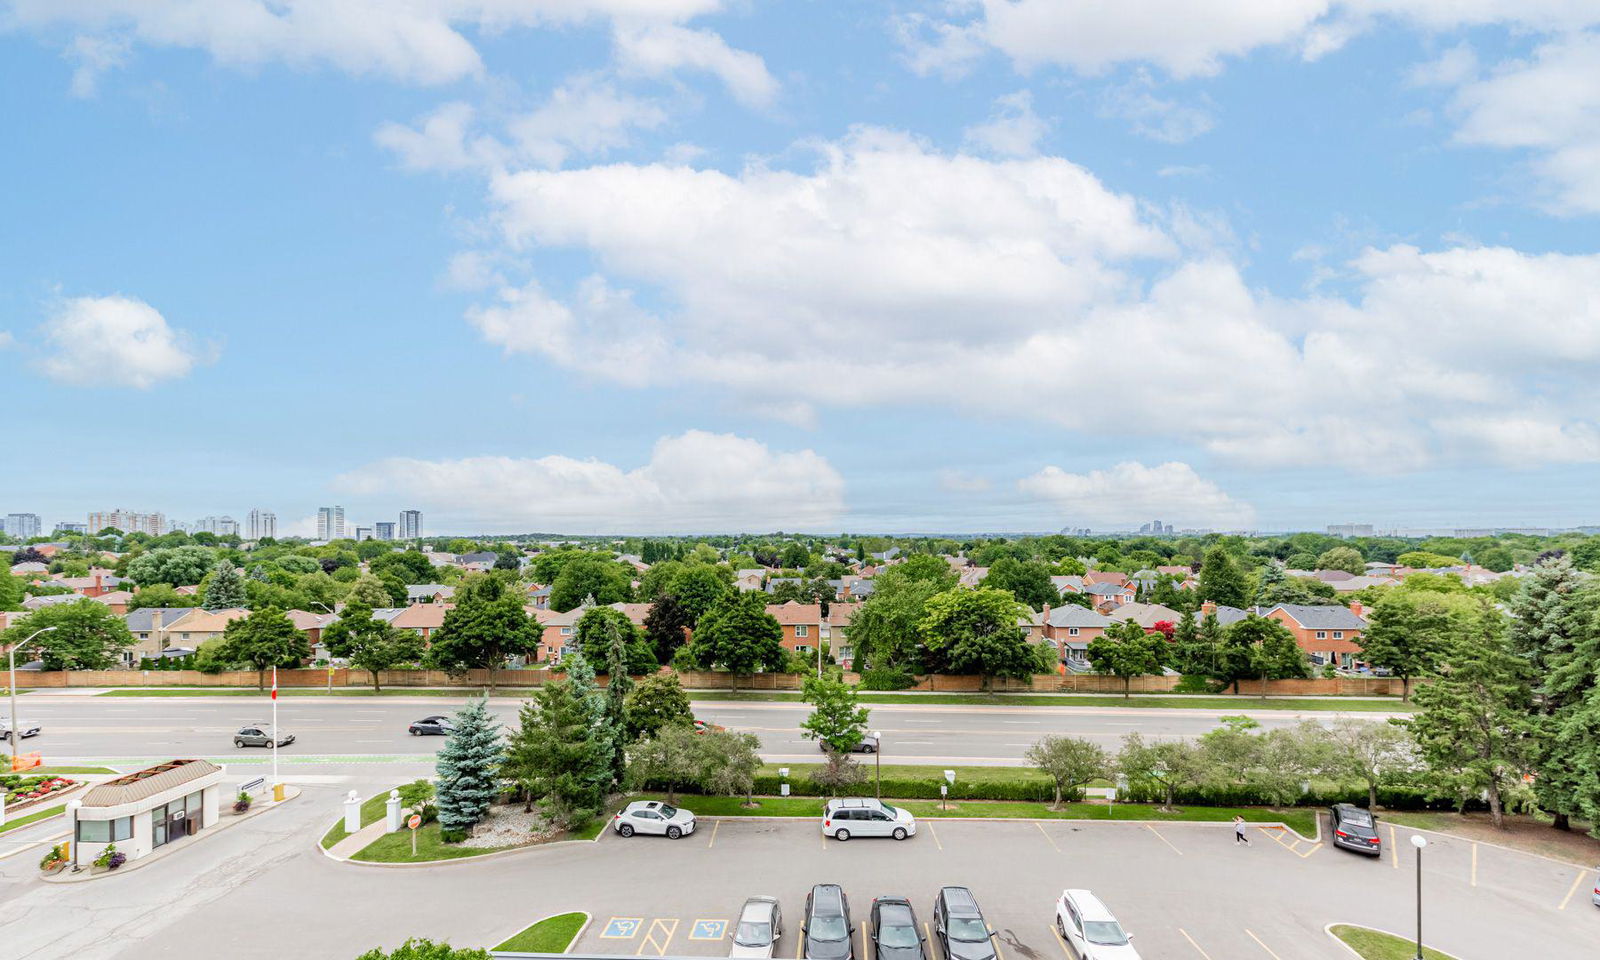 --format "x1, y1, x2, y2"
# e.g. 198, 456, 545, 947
1234, 815, 1250, 845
